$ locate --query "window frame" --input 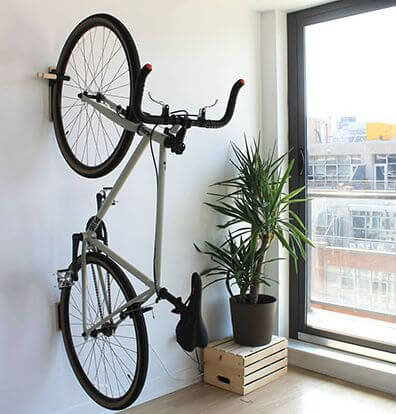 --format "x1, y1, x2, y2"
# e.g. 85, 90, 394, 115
287, 0, 396, 354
